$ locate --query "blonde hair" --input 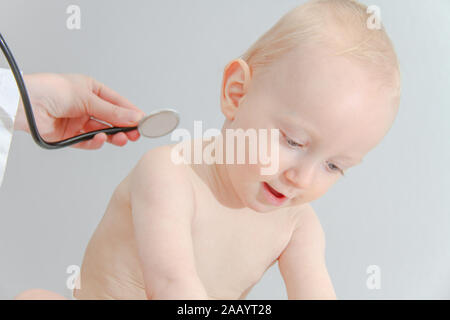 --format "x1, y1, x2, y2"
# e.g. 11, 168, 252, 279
239, 0, 401, 105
